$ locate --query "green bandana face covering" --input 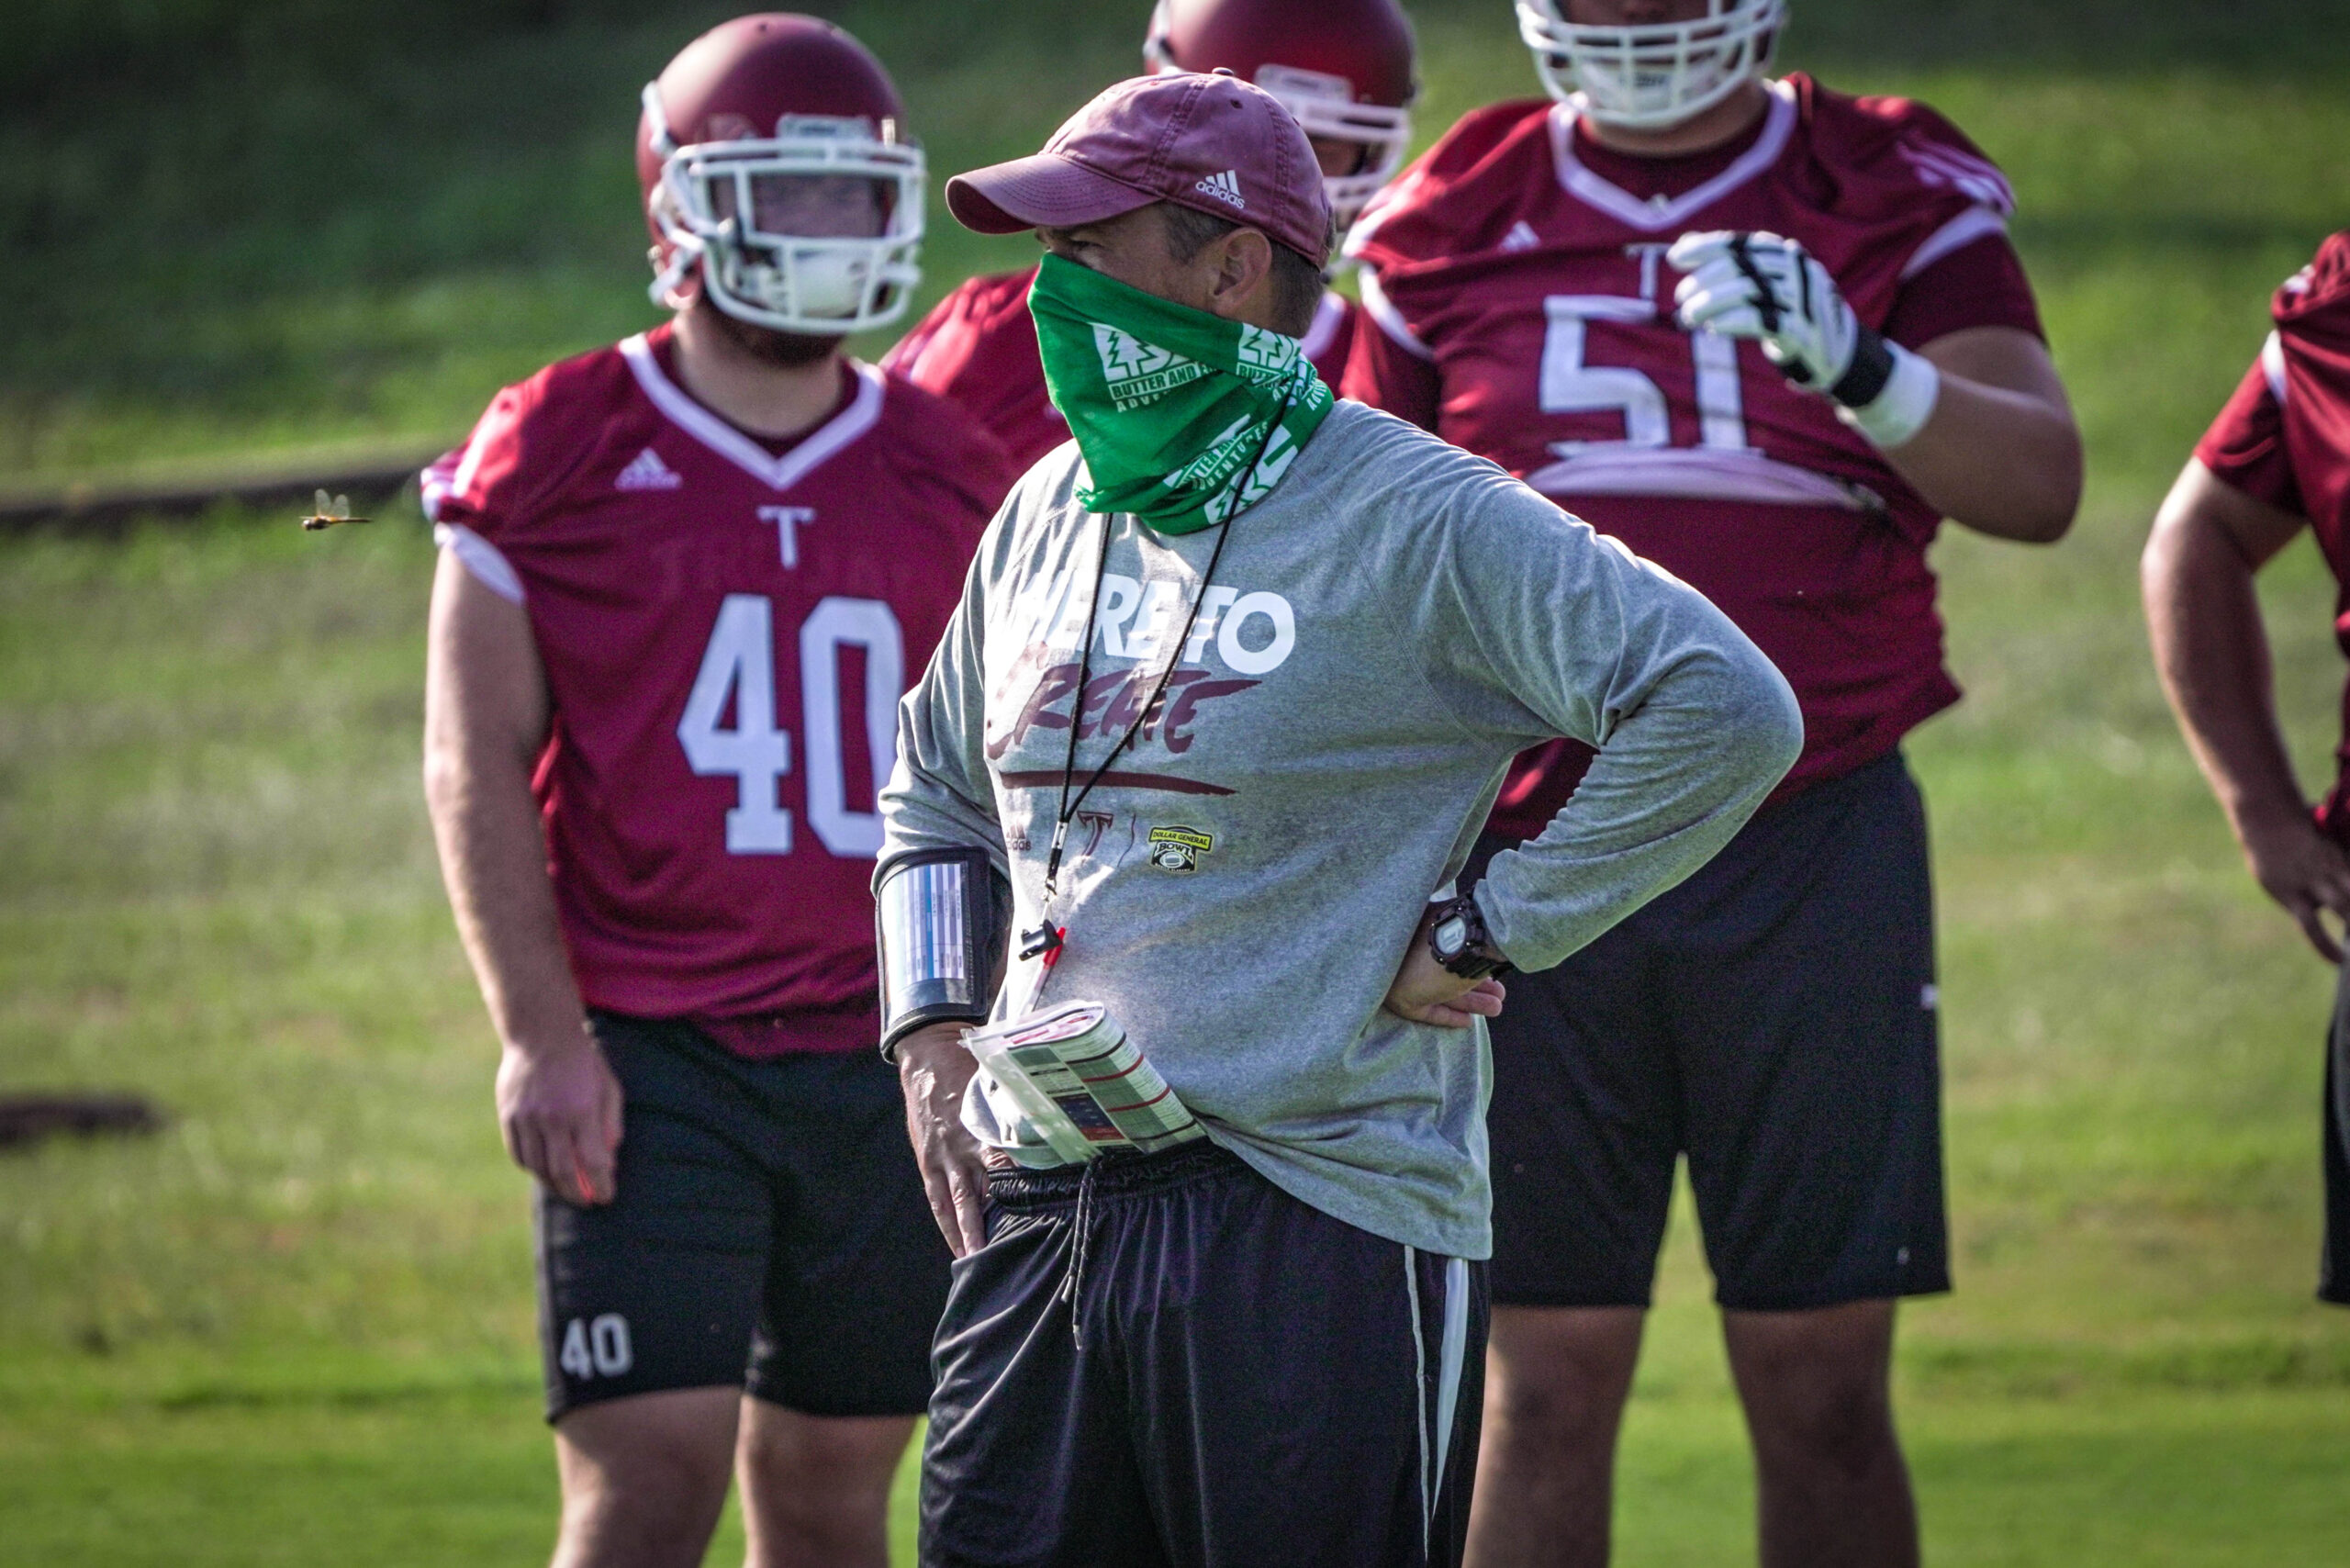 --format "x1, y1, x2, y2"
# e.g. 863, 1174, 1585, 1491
1028, 252, 1335, 535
